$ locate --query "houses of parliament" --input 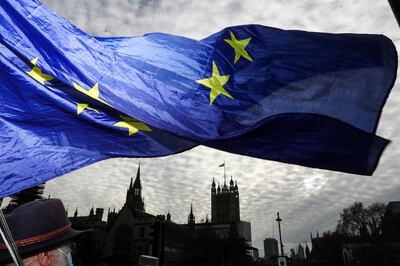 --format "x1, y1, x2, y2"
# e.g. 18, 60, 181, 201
211, 176, 240, 224
67, 164, 253, 265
